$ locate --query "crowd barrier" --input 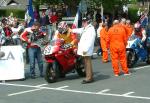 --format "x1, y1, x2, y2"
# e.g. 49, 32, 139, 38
0, 45, 25, 81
